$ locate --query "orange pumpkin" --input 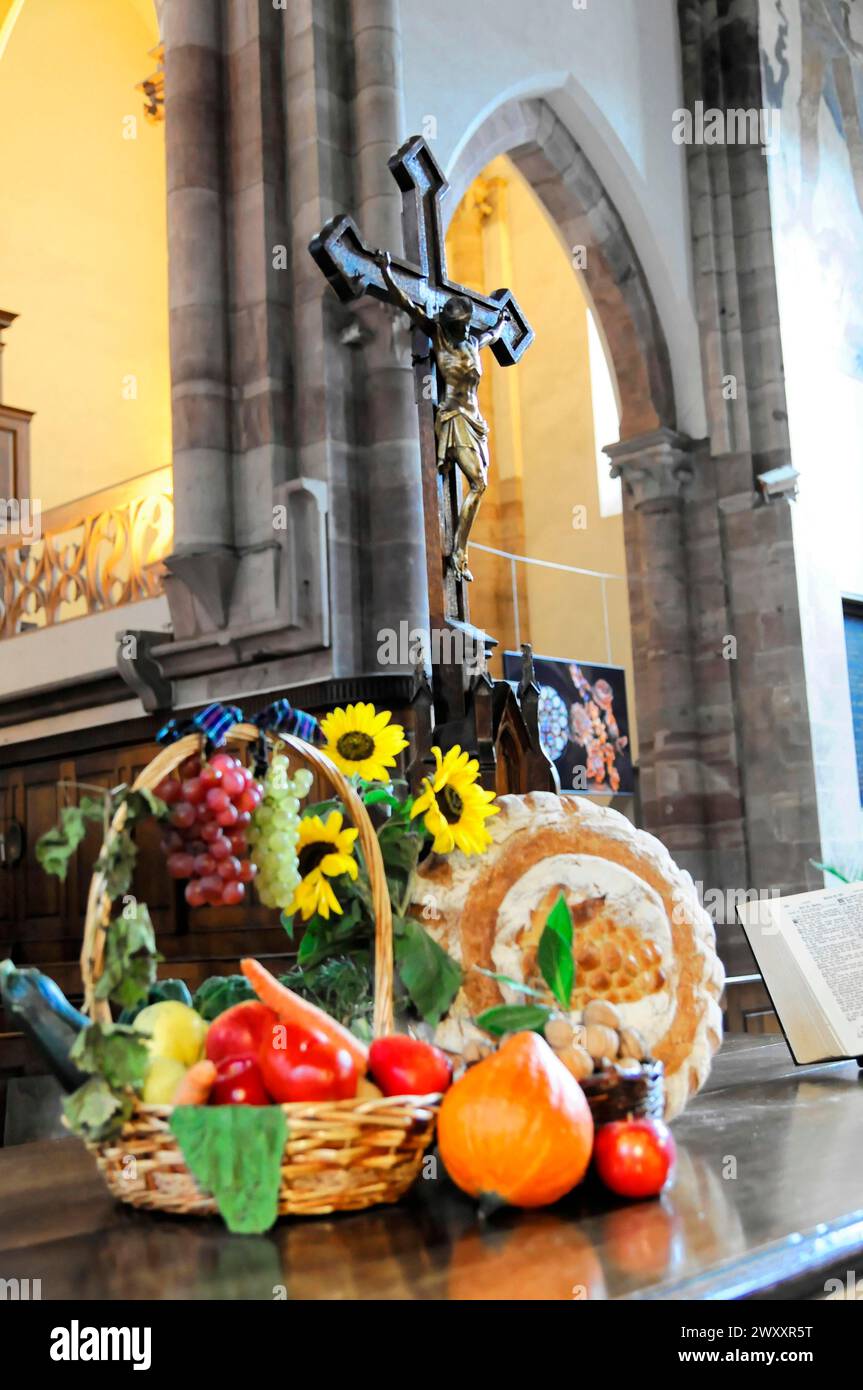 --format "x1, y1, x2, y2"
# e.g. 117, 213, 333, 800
438, 1032, 594, 1209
